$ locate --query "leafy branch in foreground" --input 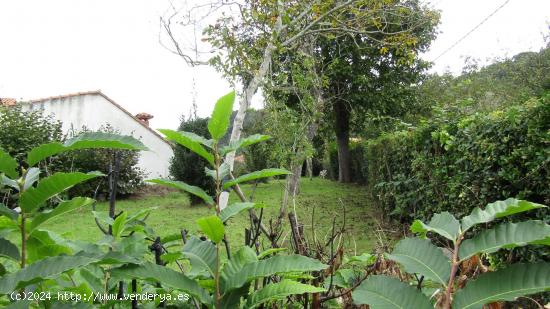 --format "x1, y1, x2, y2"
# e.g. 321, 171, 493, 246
352, 198, 550, 309
0, 132, 153, 307
144, 90, 327, 308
